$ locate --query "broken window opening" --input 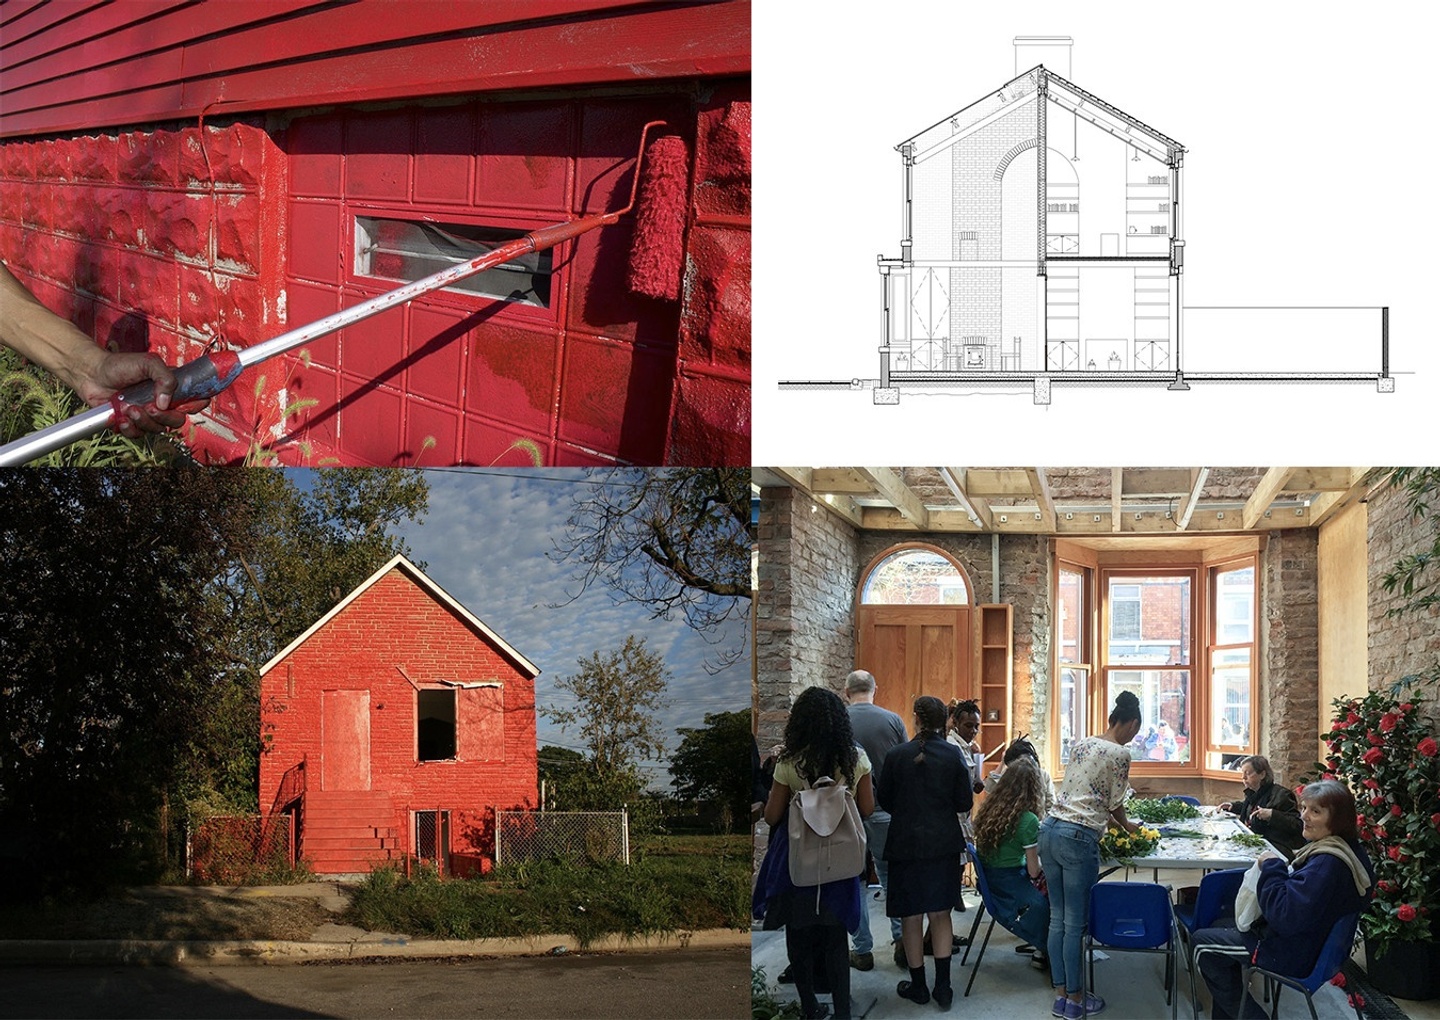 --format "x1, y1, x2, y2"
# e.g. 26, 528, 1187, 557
417, 688, 456, 761
355, 216, 553, 307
